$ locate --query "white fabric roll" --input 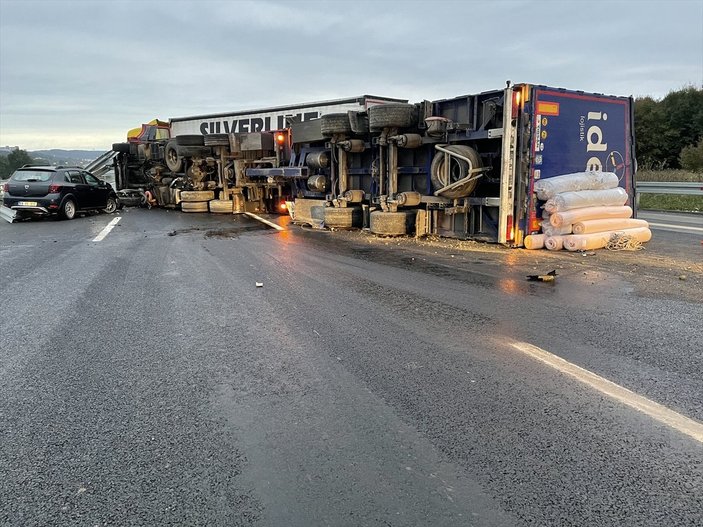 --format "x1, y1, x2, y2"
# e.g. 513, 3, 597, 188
550, 206, 633, 227
524, 234, 545, 250
563, 227, 652, 251
544, 187, 628, 213
544, 236, 565, 251
541, 221, 572, 236
534, 171, 619, 200
572, 218, 649, 235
